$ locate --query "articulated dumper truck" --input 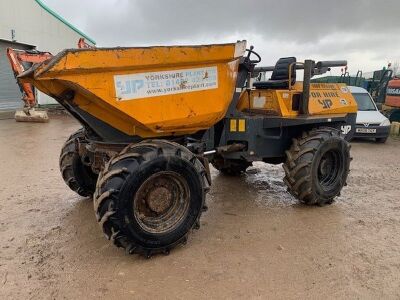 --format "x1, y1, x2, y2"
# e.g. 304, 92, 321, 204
16, 41, 357, 257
